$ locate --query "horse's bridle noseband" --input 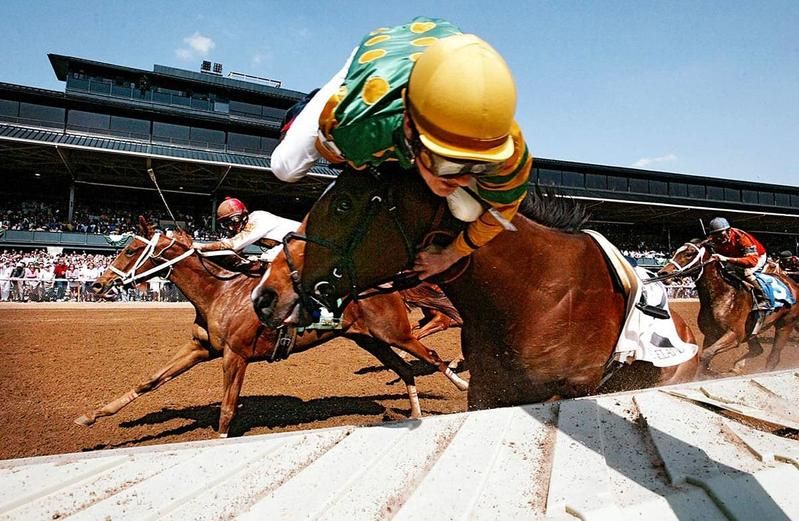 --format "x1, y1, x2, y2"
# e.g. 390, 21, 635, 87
648, 240, 711, 283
